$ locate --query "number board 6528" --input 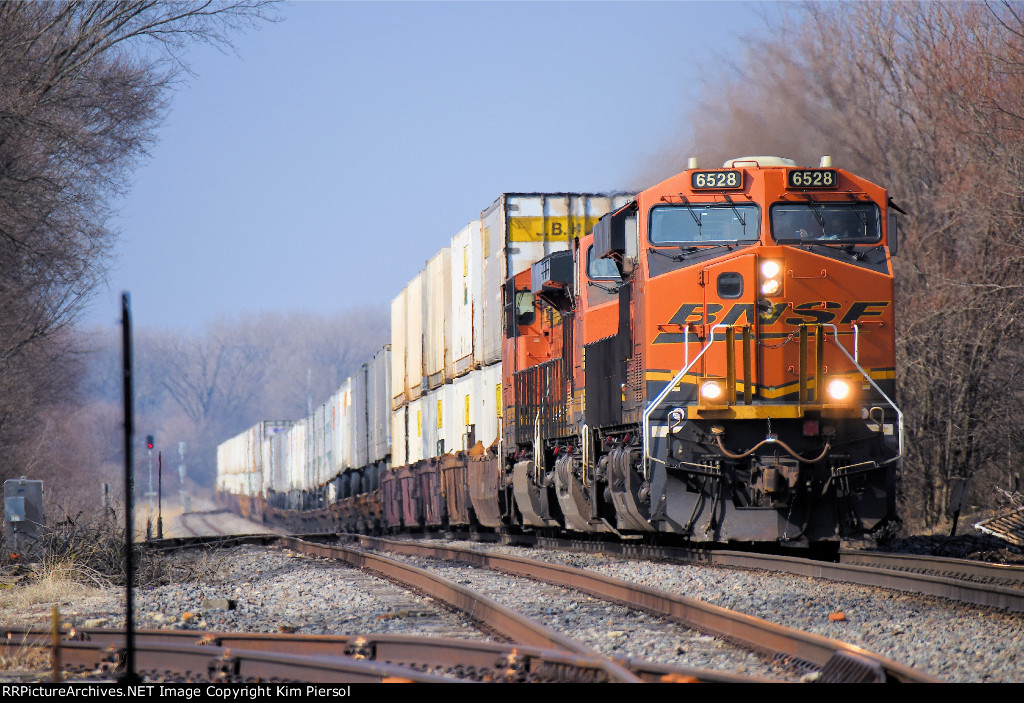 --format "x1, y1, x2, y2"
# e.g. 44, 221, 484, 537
690, 170, 743, 190
787, 169, 838, 188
